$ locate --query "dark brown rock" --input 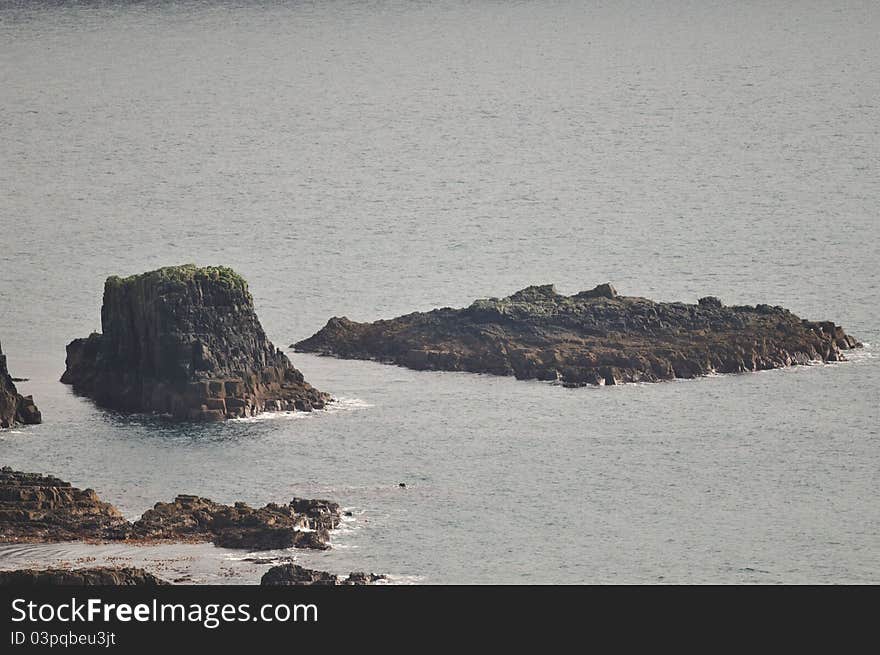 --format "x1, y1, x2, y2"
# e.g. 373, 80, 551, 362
0, 342, 41, 428
294, 283, 862, 387
260, 564, 386, 586
343, 571, 387, 585
61, 265, 330, 421
0, 467, 130, 543
130, 494, 339, 551
1, 468, 340, 552
0, 567, 167, 585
